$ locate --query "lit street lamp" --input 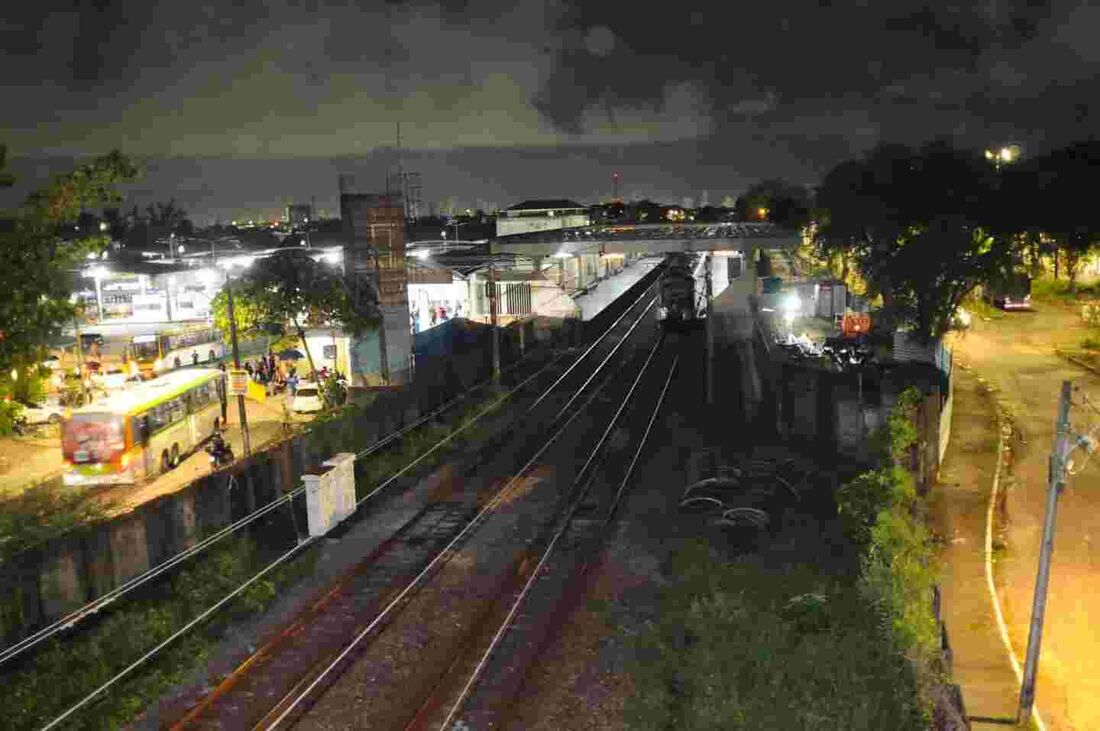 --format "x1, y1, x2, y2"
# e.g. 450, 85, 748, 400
83, 265, 109, 322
